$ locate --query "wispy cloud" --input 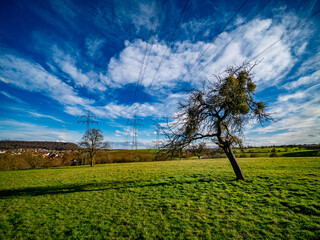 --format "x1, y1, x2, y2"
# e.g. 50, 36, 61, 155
247, 83, 320, 144
114, 1, 155, 33
114, 129, 130, 137
0, 91, 25, 104
0, 77, 9, 83
0, 120, 81, 142
0, 54, 94, 109
283, 69, 320, 90
27, 111, 65, 123
97, 102, 158, 119
52, 47, 107, 92
86, 38, 105, 57
106, 12, 311, 97
64, 106, 86, 116
0, 1, 319, 146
